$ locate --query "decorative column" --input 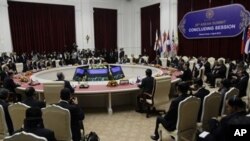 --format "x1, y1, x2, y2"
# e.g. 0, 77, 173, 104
160, 0, 178, 35
0, 0, 13, 53
75, 2, 84, 50
82, 0, 95, 50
